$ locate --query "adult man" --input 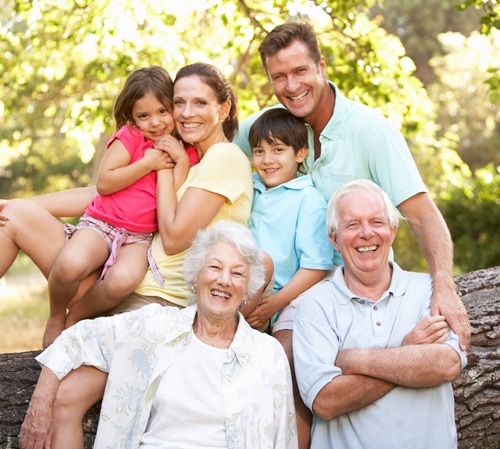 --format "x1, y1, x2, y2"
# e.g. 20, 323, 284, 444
233, 21, 469, 447
293, 179, 466, 449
